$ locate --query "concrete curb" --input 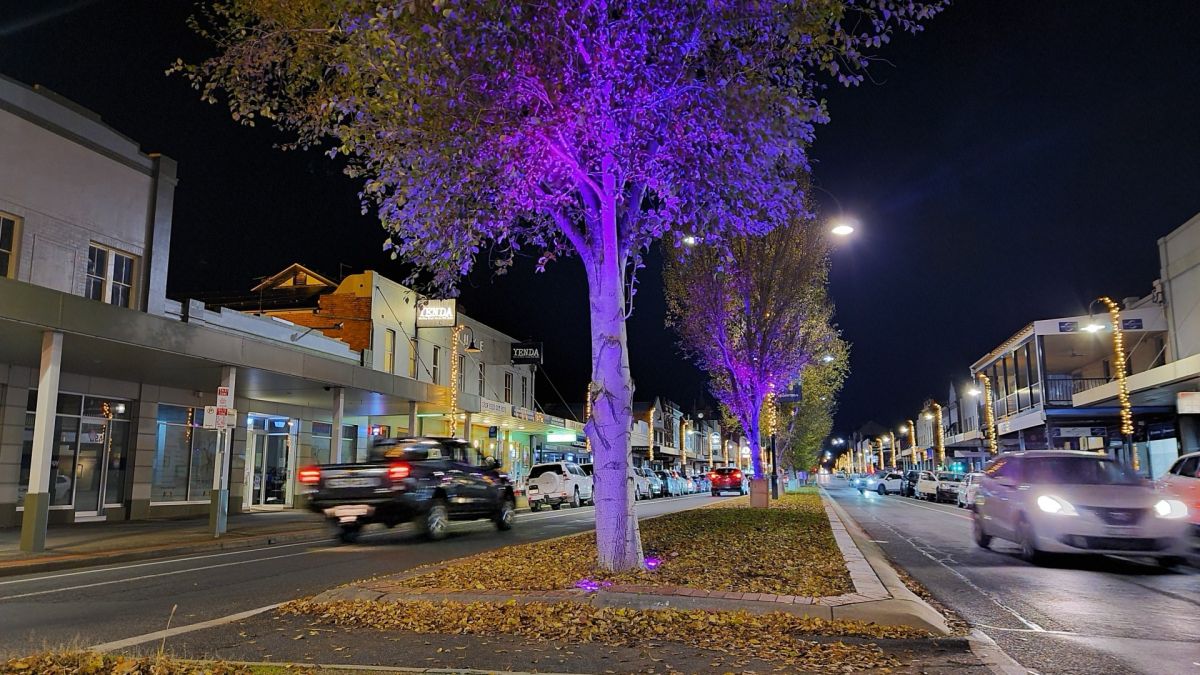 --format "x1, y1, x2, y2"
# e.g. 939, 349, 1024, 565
186, 658, 584, 674
819, 488, 953, 635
